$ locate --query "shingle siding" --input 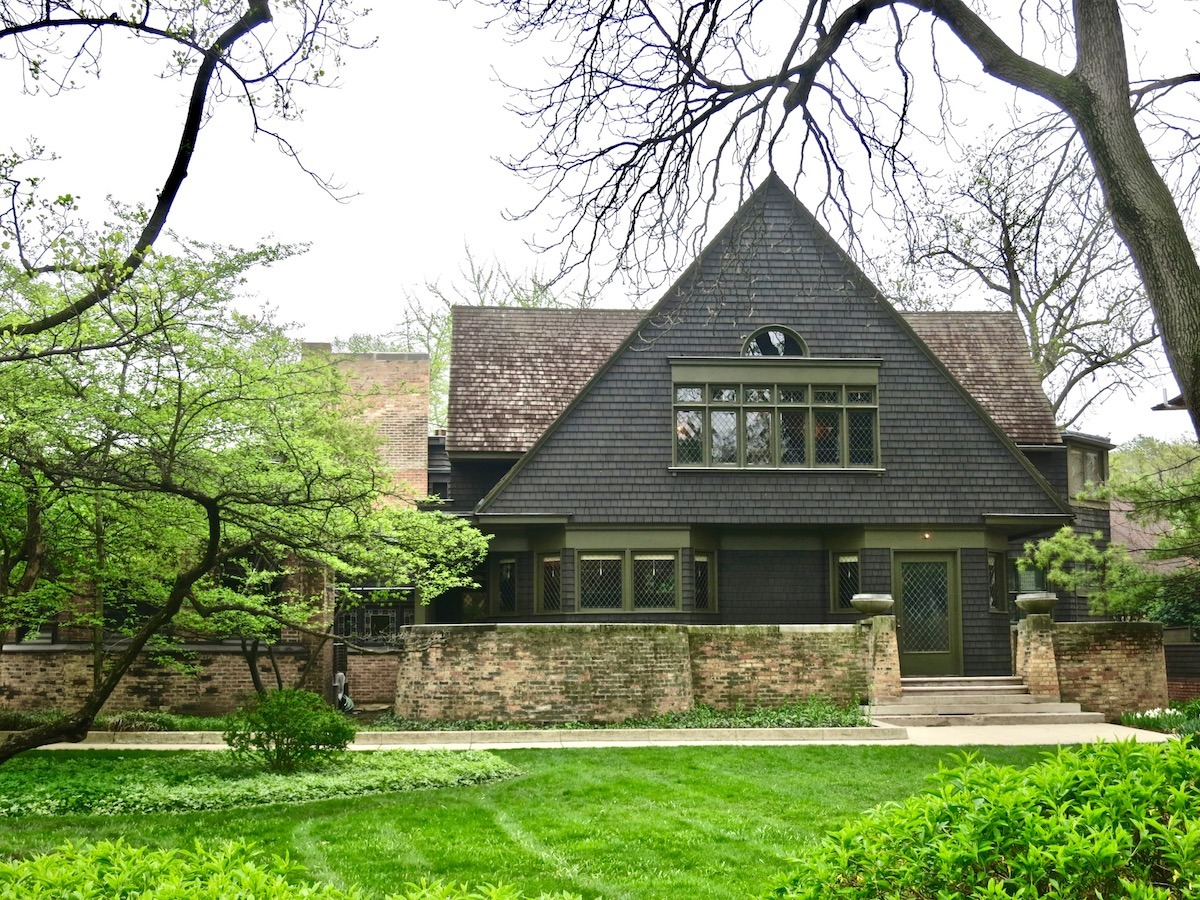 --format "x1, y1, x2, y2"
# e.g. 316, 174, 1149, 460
716, 551, 827, 624
960, 548, 1013, 676
482, 179, 1066, 525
